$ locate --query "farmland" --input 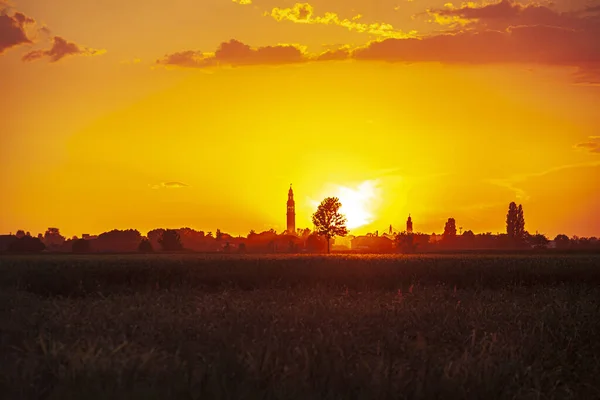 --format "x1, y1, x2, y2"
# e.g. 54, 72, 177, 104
1, 254, 600, 399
